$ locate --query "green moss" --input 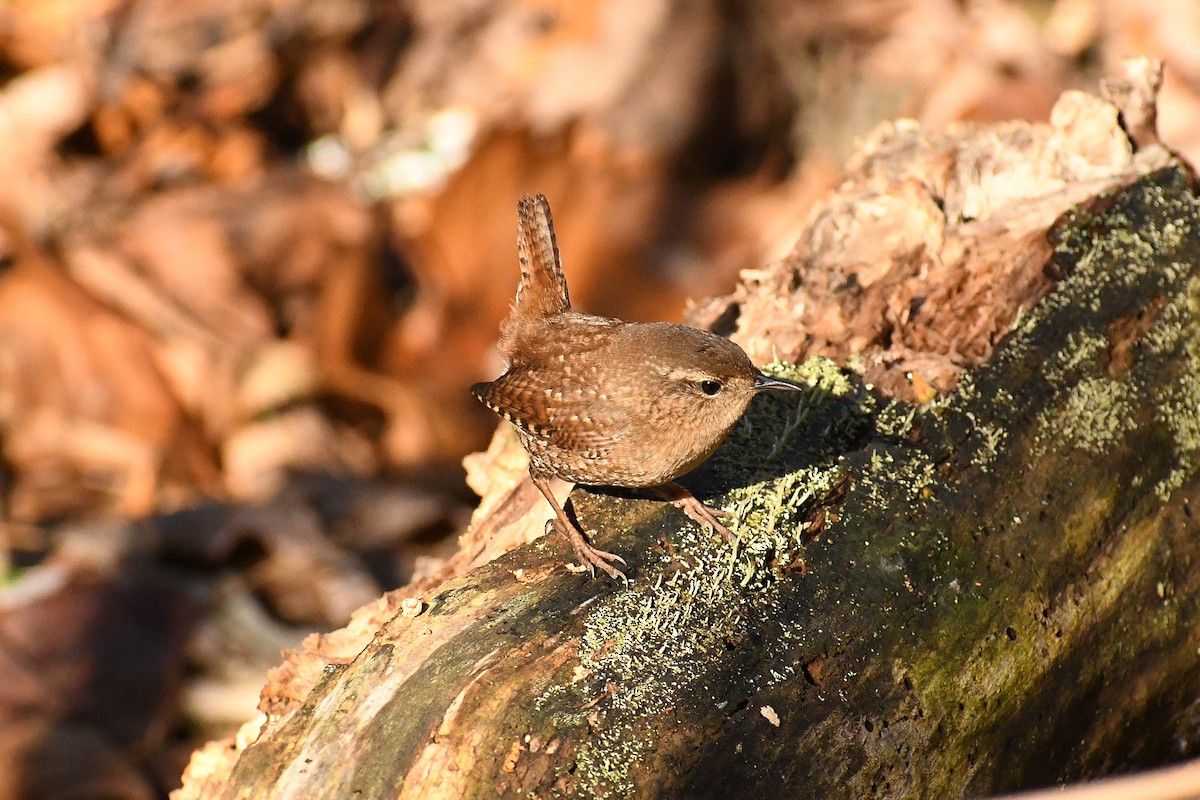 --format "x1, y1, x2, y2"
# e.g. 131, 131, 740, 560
552, 171, 1200, 796
1036, 178, 1200, 497
903, 497, 1167, 798
722, 466, 847, 581
1144, 282, 1193, 356
887, 173, 1200, 795
709, 357, 864, 586
1021, 326, 1139, 461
